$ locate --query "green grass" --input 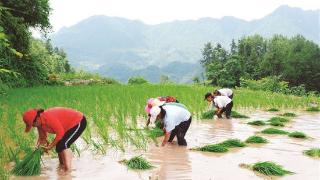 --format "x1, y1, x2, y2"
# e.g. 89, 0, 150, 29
247, 120, 267, 126
261, 128, 289, 135
122, 156, 153, 170
280, 112, 296, 117
268, 119, 285, 127
231, 111, 249, 118
269, 117, 289, 123
288, 131, 307, 139
146, 127, 164, 138
251, 161, 293, 176
201, 110, 214, 119
306, 107, 320, 112
267, 108, 279, 112
11, 149, 43, 176
245, 136, 268, 143
218, 139, 246, 148
193, 144, 229, 153
303, 148, 320, 157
